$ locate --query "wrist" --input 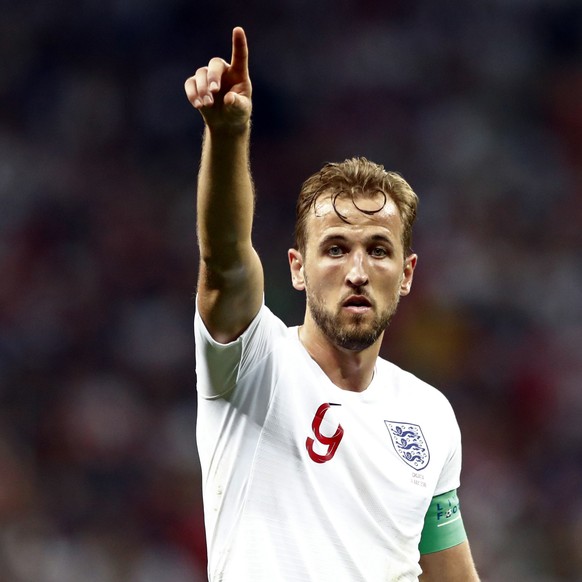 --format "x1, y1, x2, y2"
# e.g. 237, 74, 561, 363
206, 120, 251, 138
